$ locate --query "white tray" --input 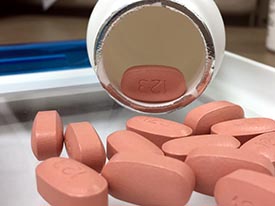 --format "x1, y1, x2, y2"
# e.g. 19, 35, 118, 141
0, 52, 274, 206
